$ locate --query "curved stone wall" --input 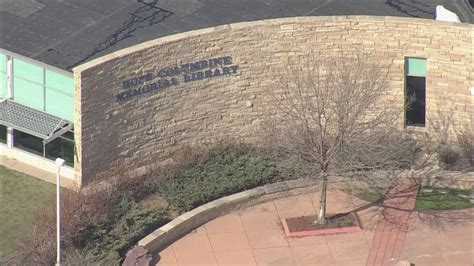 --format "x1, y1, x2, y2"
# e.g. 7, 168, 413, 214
73, 16, 473, 185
